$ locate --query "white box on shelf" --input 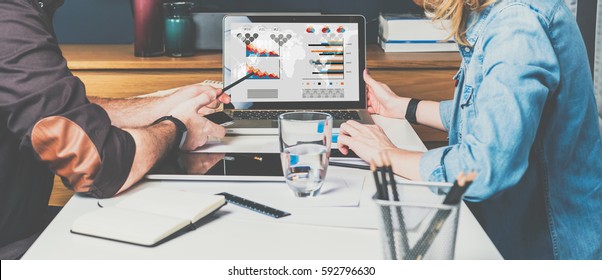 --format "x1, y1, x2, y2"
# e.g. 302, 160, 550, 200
378, 13, 453, 41
378, 37, 458, 52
